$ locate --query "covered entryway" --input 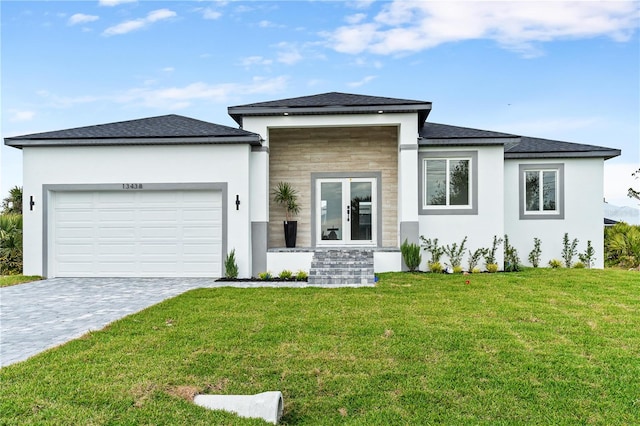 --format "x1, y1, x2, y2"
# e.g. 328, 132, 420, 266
48, 188, 223, 277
